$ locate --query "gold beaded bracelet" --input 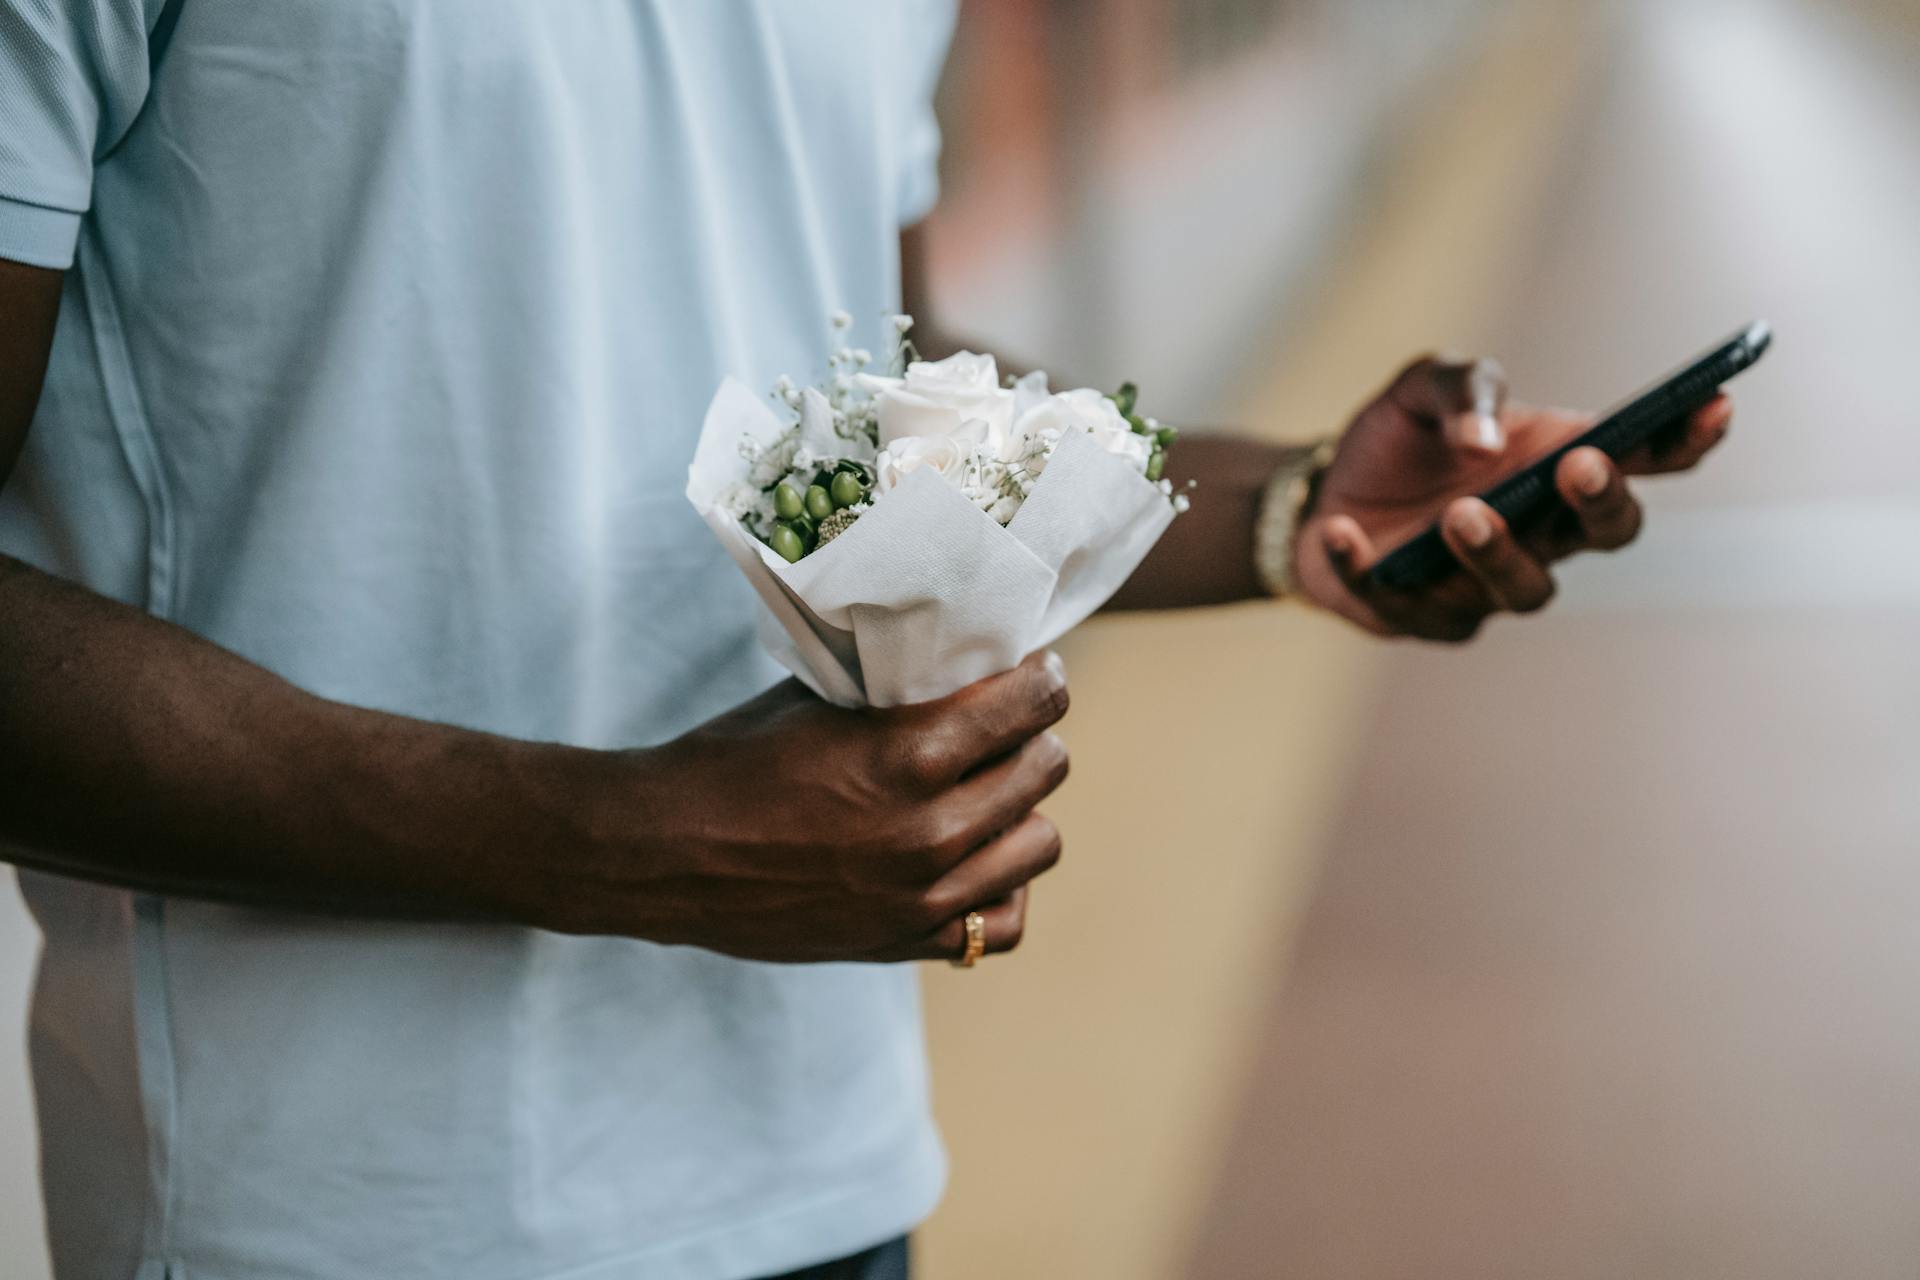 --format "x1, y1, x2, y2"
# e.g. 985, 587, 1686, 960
1252, 438, 1339, 599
